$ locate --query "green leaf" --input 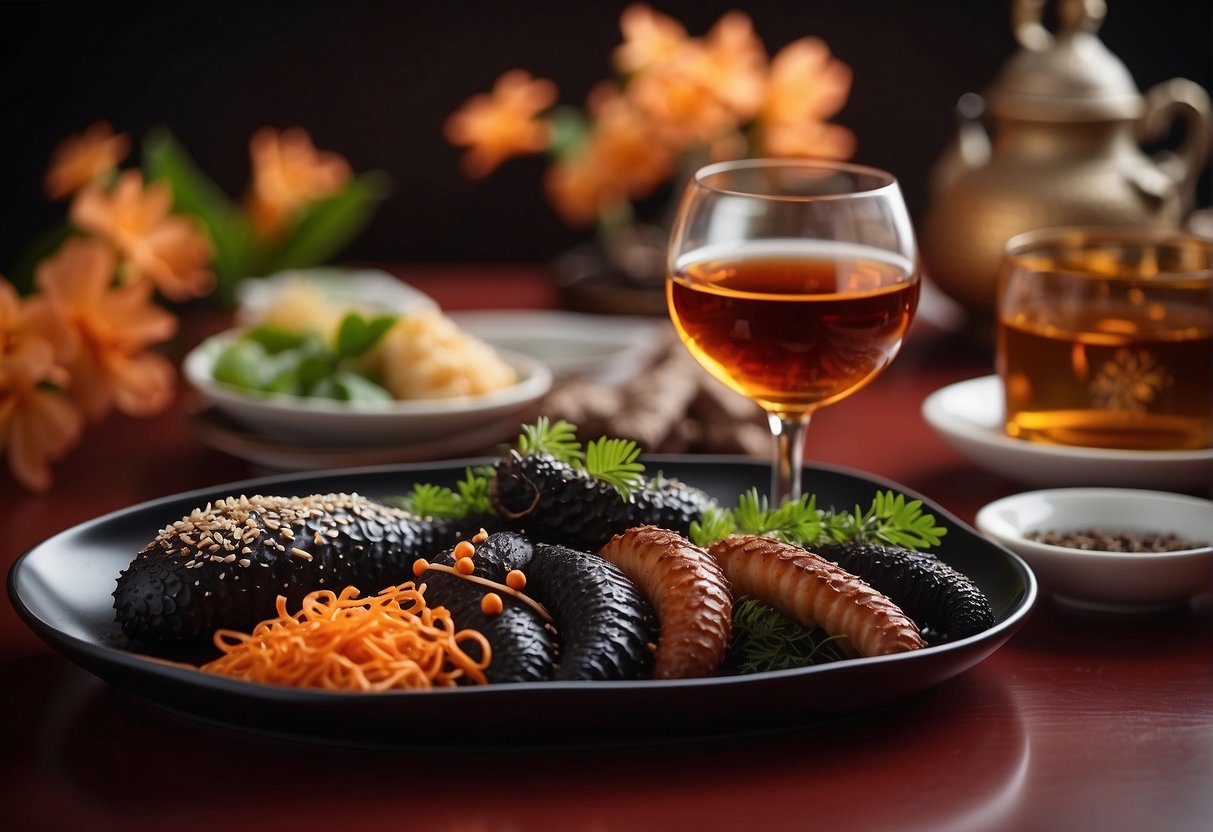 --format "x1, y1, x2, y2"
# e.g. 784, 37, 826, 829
259, 172, 391, 273
211, 340, 270, 389
456, 467, 494, 516
334, 312, 397, 359
331, 369, 393, 404
141, 127, 254, 295
243, 325, 316, 353
546, 105, 590, 158
582, 436, 645, 499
